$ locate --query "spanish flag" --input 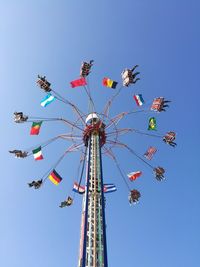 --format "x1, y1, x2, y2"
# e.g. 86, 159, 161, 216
102, 77, 118, 89
48, 169, 63, 185
30, 121, 42, 135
